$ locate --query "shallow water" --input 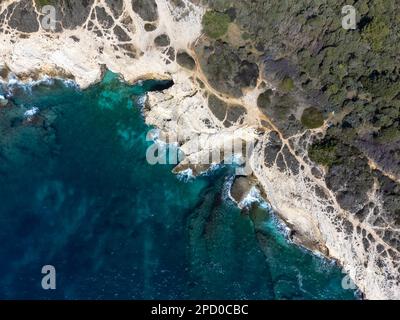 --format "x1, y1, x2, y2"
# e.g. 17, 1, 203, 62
0, 72, 358, 299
